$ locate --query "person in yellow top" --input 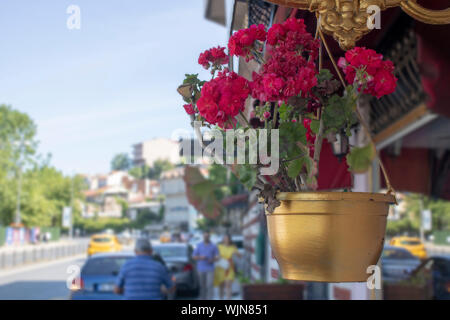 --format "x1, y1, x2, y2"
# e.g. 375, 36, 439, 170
214, 234, 241, 299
